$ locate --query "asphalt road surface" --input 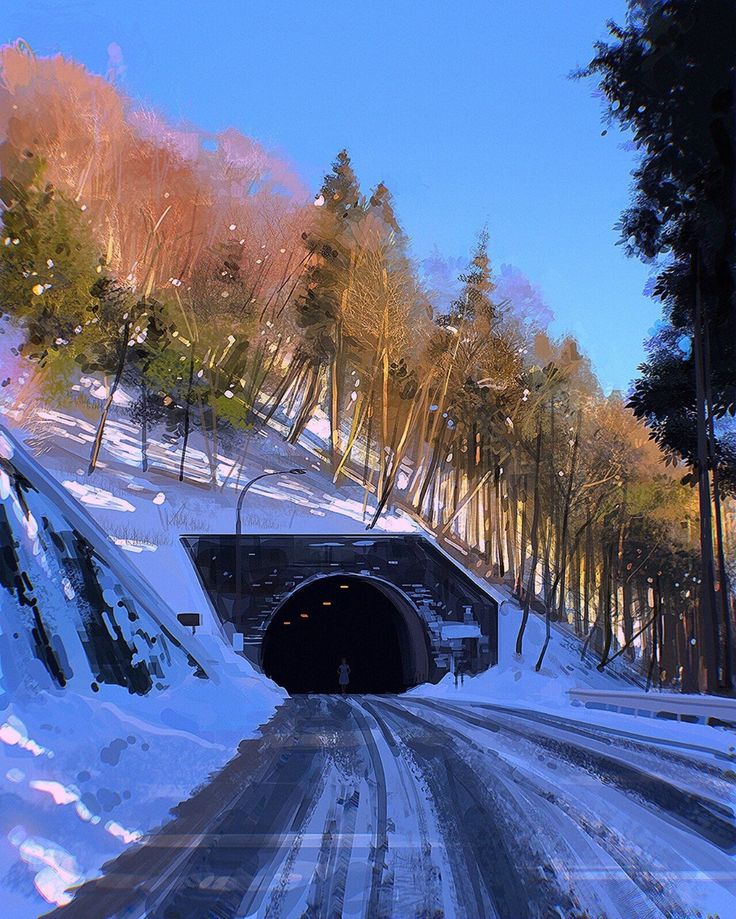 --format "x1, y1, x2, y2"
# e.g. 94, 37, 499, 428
47, 695, 736, 918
